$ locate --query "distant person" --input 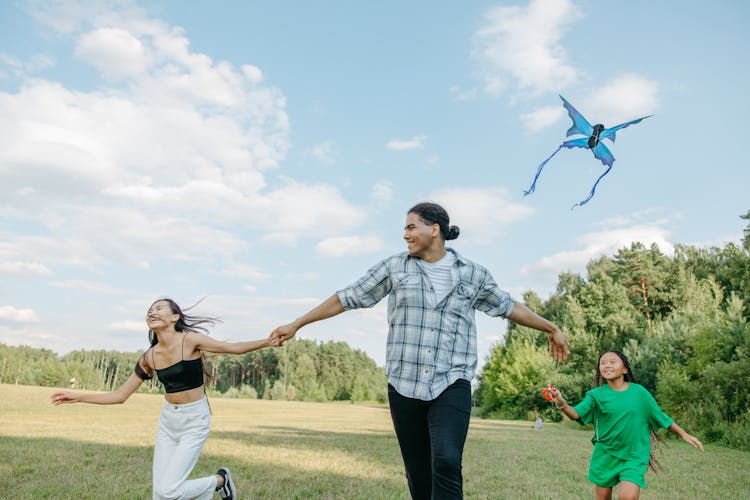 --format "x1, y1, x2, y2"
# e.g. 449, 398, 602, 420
548, 350, 704, 500
68, 377, 77, 389
533, 411, 543, 430
52, 298, 274, 500
270, 202, 569, 500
